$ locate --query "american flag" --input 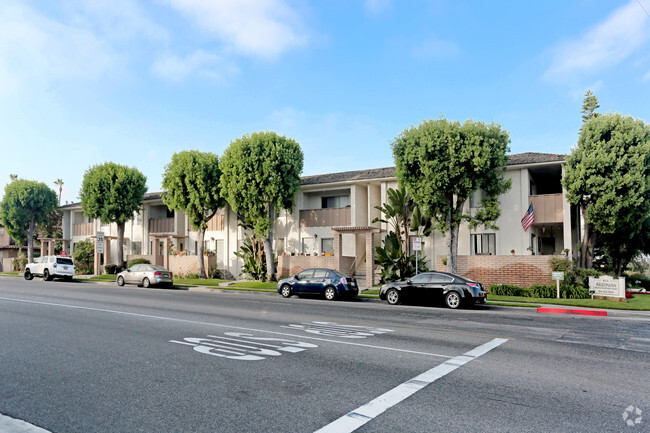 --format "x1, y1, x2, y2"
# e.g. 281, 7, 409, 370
521, 203, 534, 231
